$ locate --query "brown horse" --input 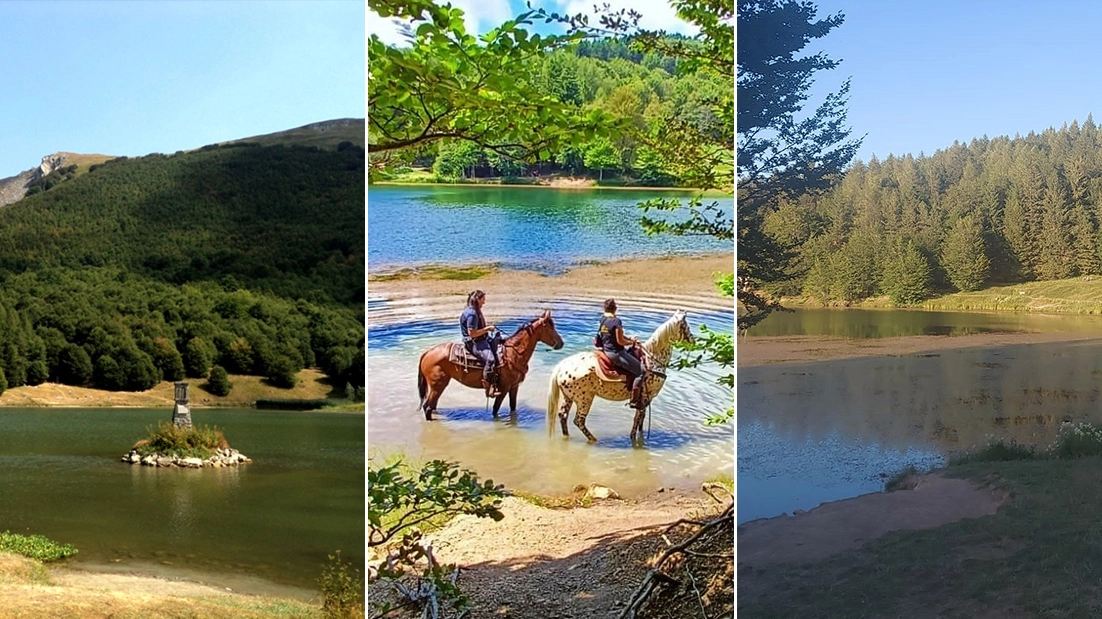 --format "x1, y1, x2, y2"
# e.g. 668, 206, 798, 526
417, 310, 564, 420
